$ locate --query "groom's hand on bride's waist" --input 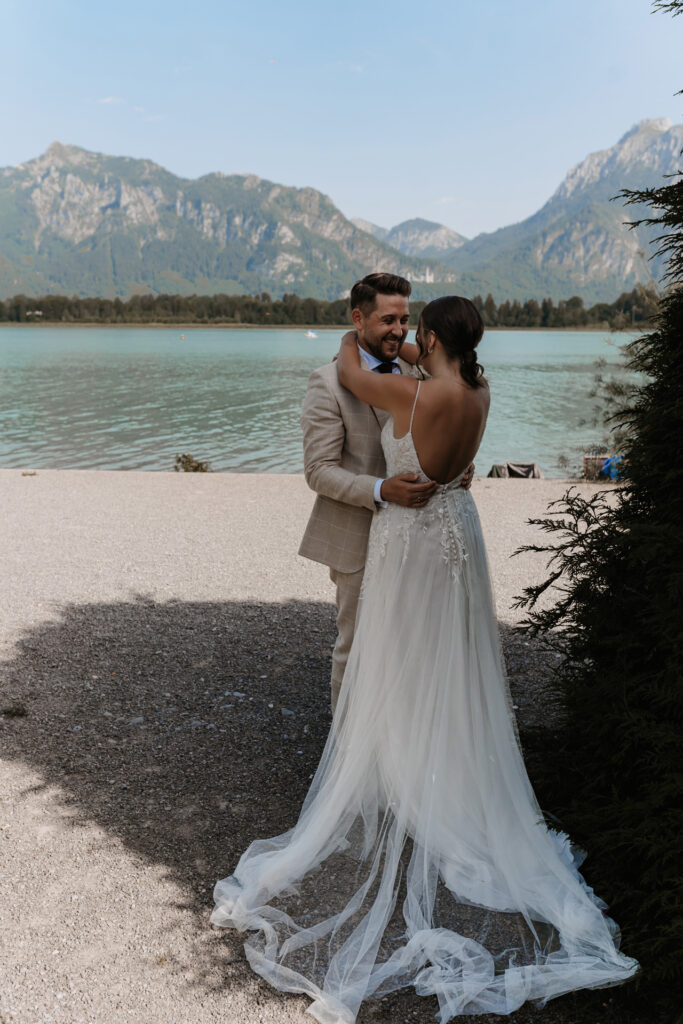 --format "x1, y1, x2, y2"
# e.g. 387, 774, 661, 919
380, 465, 474, 506
380, 474, 438, 507
461, 463, 475, 490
